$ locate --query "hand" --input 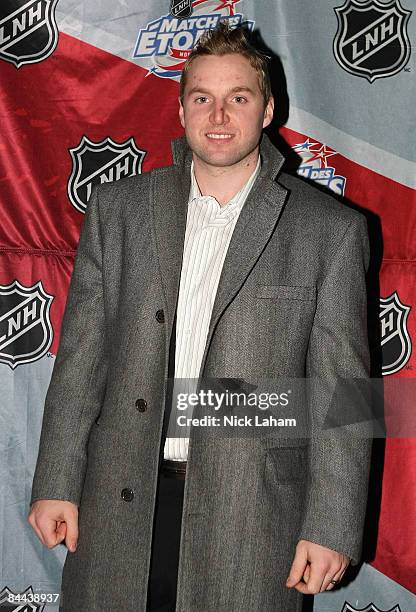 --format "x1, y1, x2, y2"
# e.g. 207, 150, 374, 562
28, 500, 79, 552
286, 539, 350, 594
